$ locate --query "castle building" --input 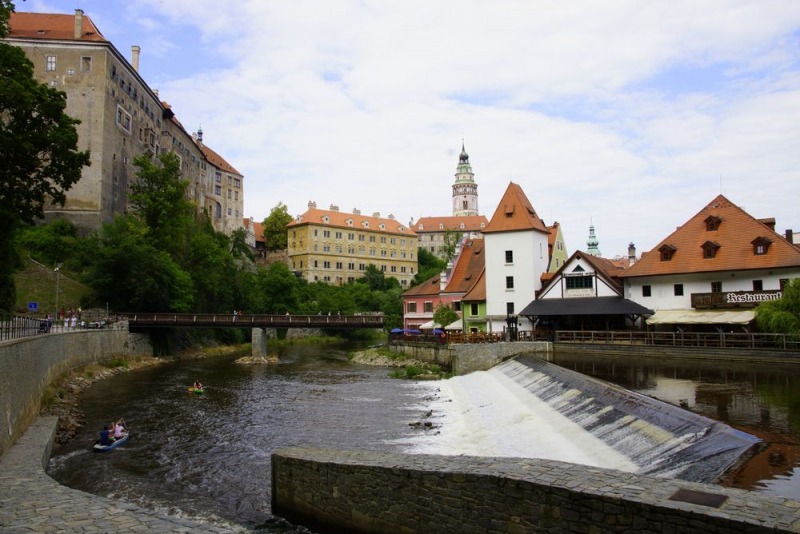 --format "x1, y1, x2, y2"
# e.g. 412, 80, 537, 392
412, 142, 488, 260
5, 10, 243, 235
287, 202, 418, 286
